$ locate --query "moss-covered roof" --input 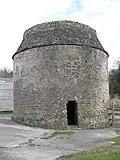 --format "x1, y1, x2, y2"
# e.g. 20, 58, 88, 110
12, 20, 108, 59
